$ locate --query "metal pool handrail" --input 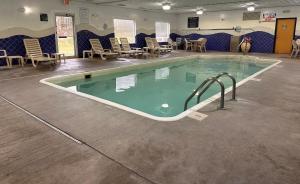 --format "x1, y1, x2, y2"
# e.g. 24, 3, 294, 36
217, 72, 236, 100
197, 72, 236, 103
184, 77, 225, 110
184, 72, 237, 111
